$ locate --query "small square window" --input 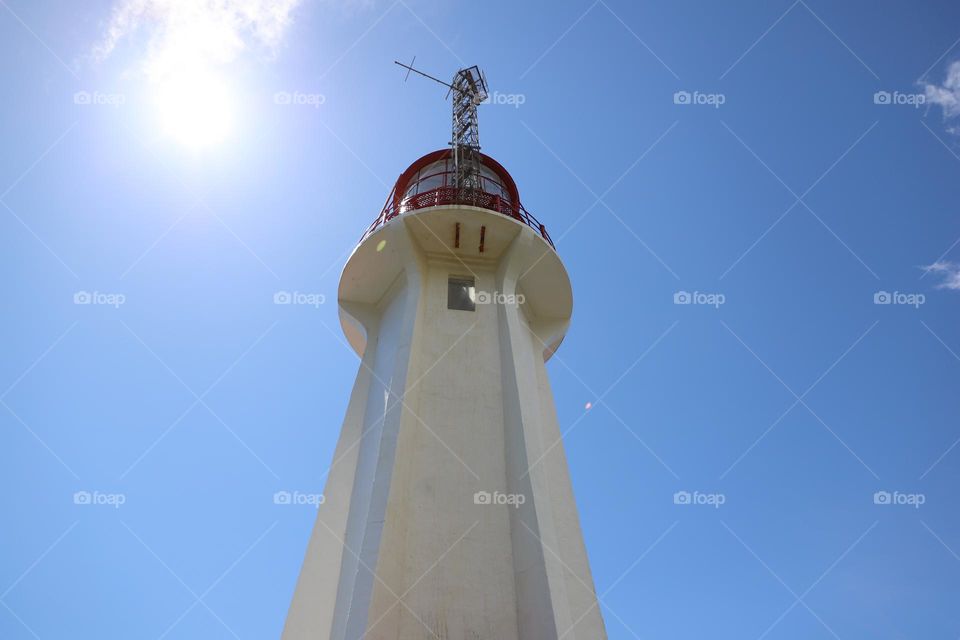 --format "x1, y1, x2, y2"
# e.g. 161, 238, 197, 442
447, 276, 476, 311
